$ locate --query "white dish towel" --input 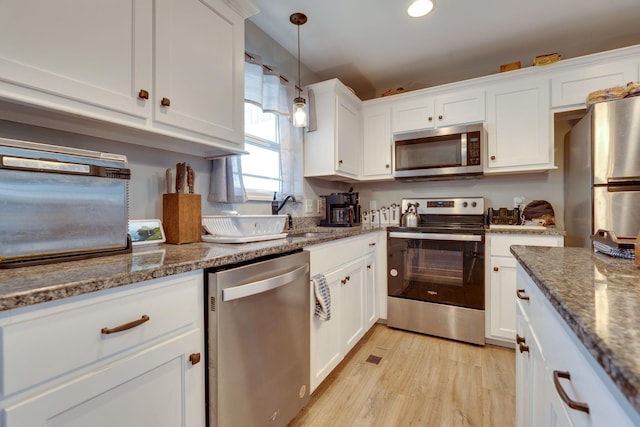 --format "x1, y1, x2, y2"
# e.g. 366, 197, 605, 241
312, 274, 331, 321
